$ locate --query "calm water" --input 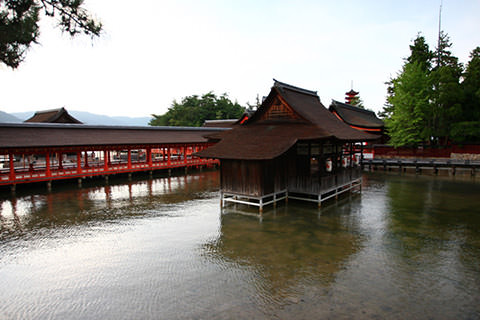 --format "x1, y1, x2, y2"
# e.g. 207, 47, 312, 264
1, 171, 479, 319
